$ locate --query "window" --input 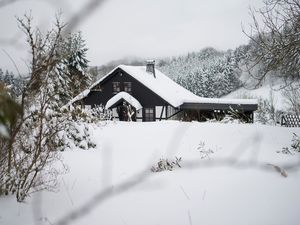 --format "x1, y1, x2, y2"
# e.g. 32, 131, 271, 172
124, 82, 132, 93
144, 108, 155, 121
112, 82, 120, 94
167, 105, 177, 118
